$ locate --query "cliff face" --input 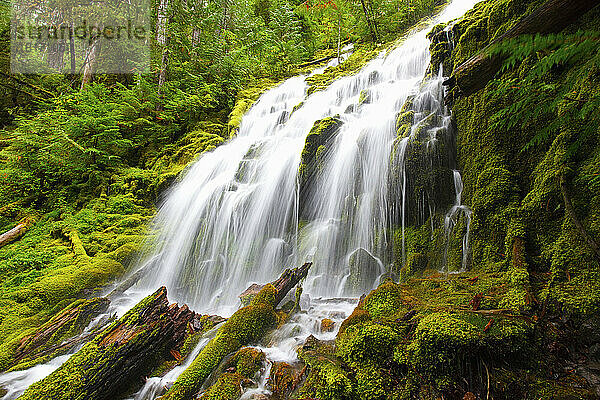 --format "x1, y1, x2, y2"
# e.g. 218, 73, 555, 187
447, 0, 600, 314
295, 1, 600, 399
